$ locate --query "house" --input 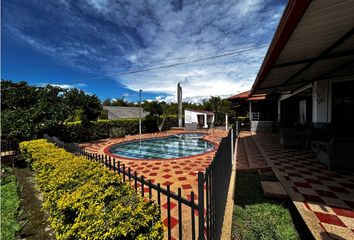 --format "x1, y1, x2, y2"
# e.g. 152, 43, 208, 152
227, 91, 278, 132
103, 106, 149, 120
249, 0, 354, 169
249, 0, 354, 133
227, 90, 250, 118
184, 109, 215, 129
